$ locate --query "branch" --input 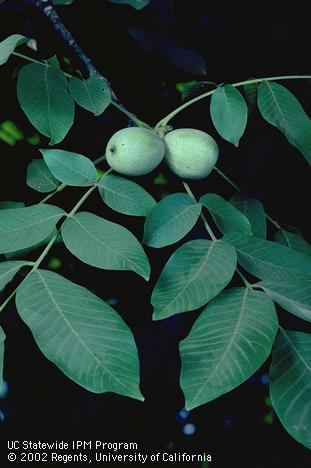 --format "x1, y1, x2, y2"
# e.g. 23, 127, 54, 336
25, 0, 107, 81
